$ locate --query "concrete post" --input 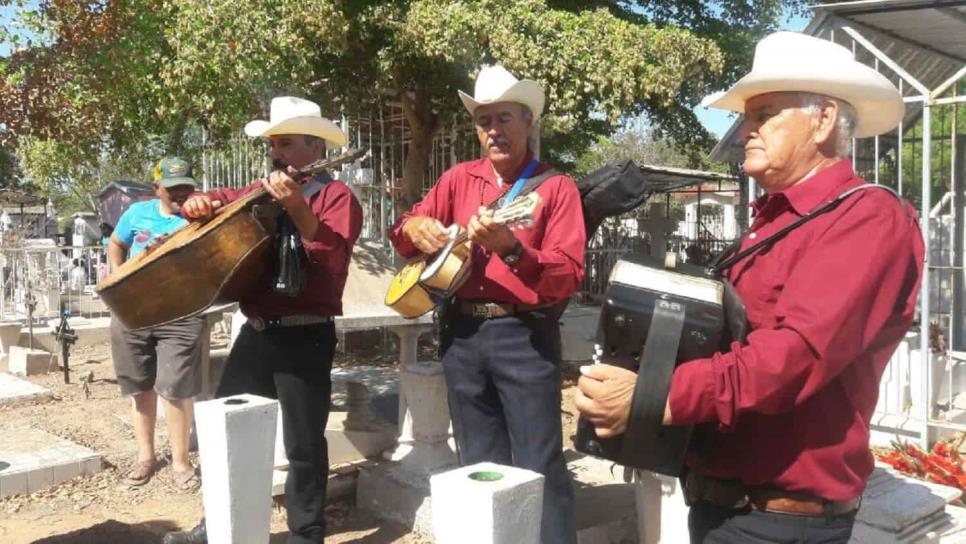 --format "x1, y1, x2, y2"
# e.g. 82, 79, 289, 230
635, 470, 690, 544
723, 203, 737, 240
195, 394, 278, 544
431, 461, 544, 544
